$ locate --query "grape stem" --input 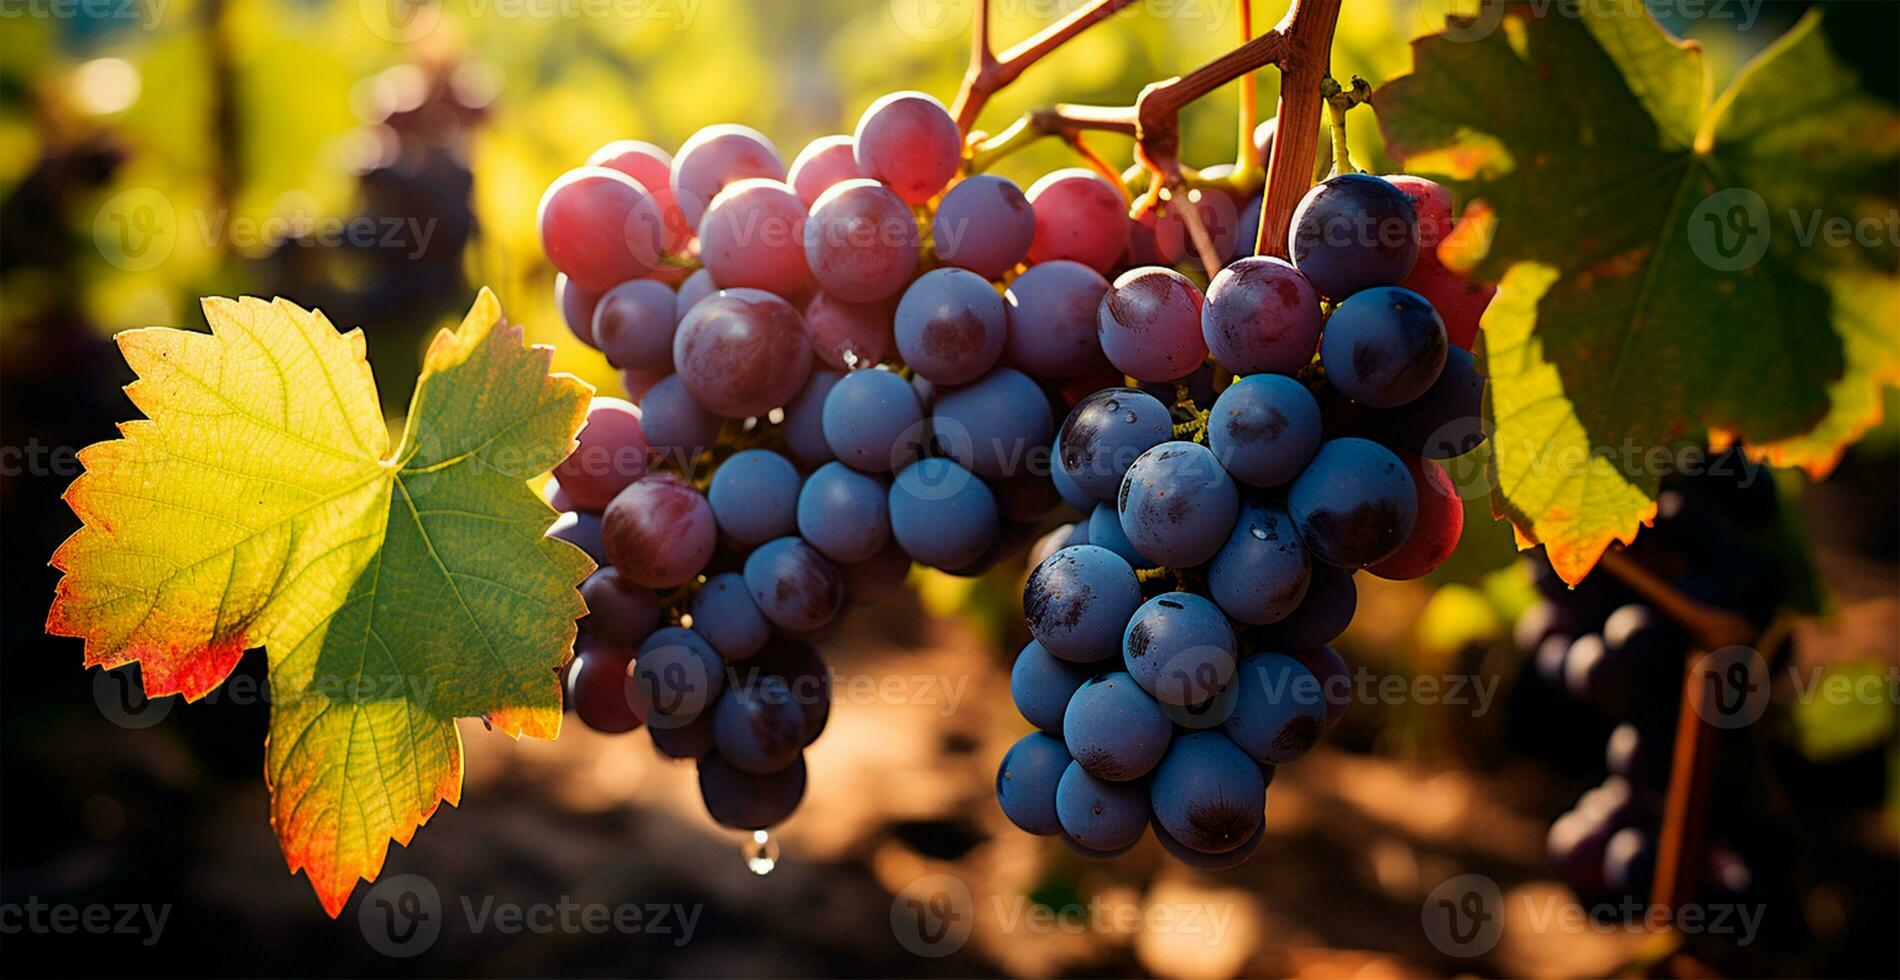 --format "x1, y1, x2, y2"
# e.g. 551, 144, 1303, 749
951, 0, 1140, 135
959, 0, 1341, 262
1320, 74, 1372, 177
